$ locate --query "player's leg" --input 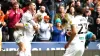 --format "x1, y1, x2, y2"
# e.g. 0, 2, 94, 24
14, 30, 26, 56
24, 36, 34, 56
63, 49, 77, 56
63, 44, 77, 56
74, 47, 85, 56
63, 51, 76, 56
17, 42, 26, 56
17, 37, 32, 56
74, 43, 85, 56
24, 41, 31, 56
